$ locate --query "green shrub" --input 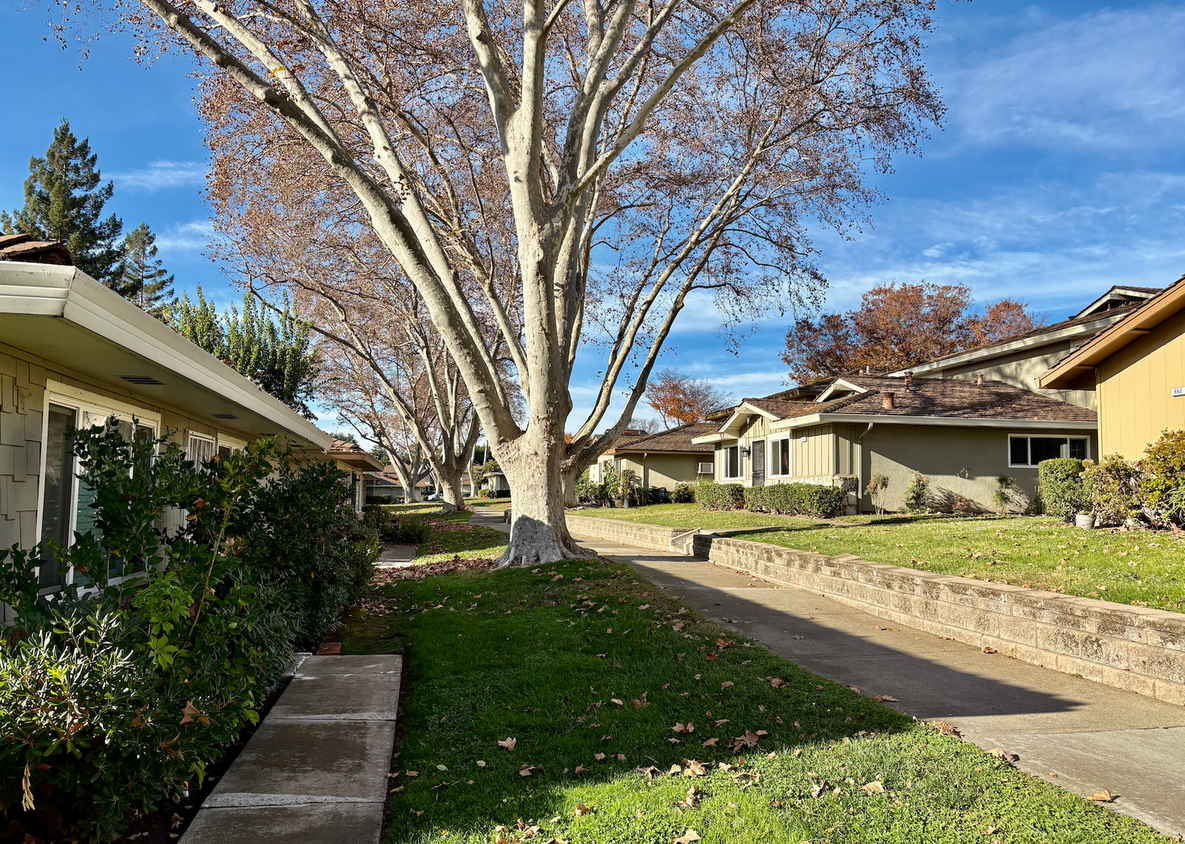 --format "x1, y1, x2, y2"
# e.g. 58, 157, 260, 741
992, 475, 1017, 515
381, 516, 433, 545
903, 472, 931, 513
672, 483, 695, 504
743, 483, 847, 518
646, 486, 672, 505
0, 421, 377, 842
1038, 458, 1087, 521
1137, 429, 1185, 527
695, 480, 745, 510
1083, 455, 1140, 527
